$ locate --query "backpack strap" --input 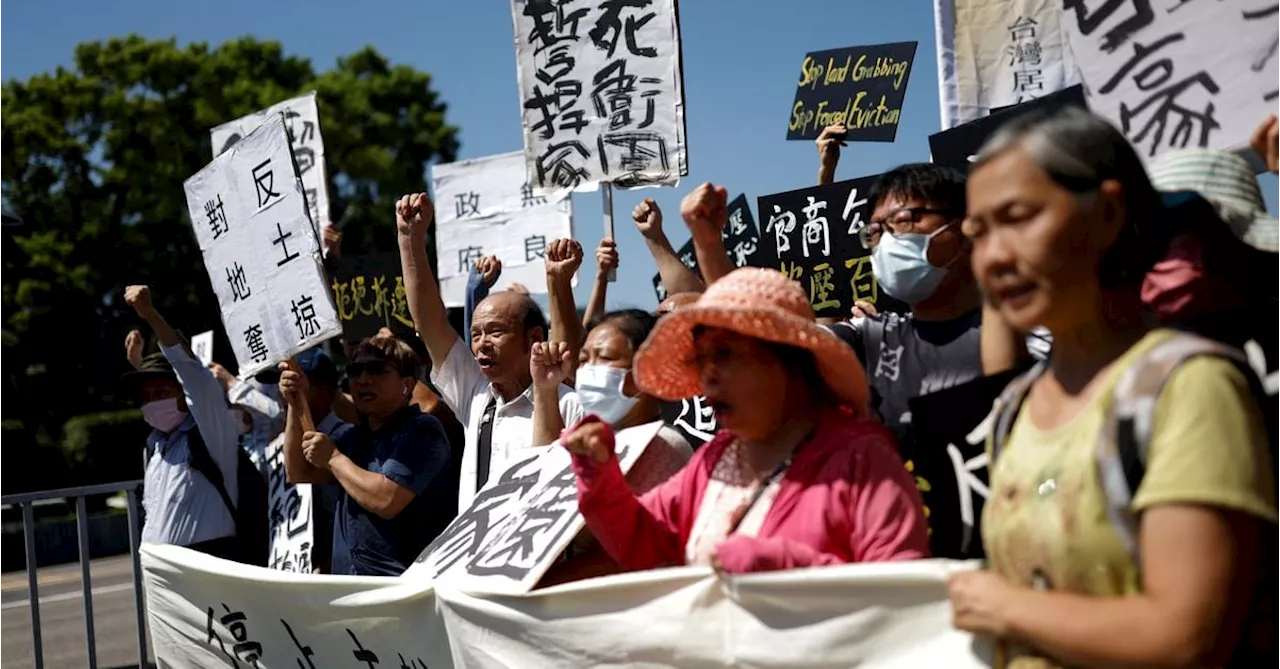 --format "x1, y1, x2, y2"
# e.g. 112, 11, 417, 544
989, 359, 1049, 463
1100, 332, 1254, 563
185, 426, 238, 524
